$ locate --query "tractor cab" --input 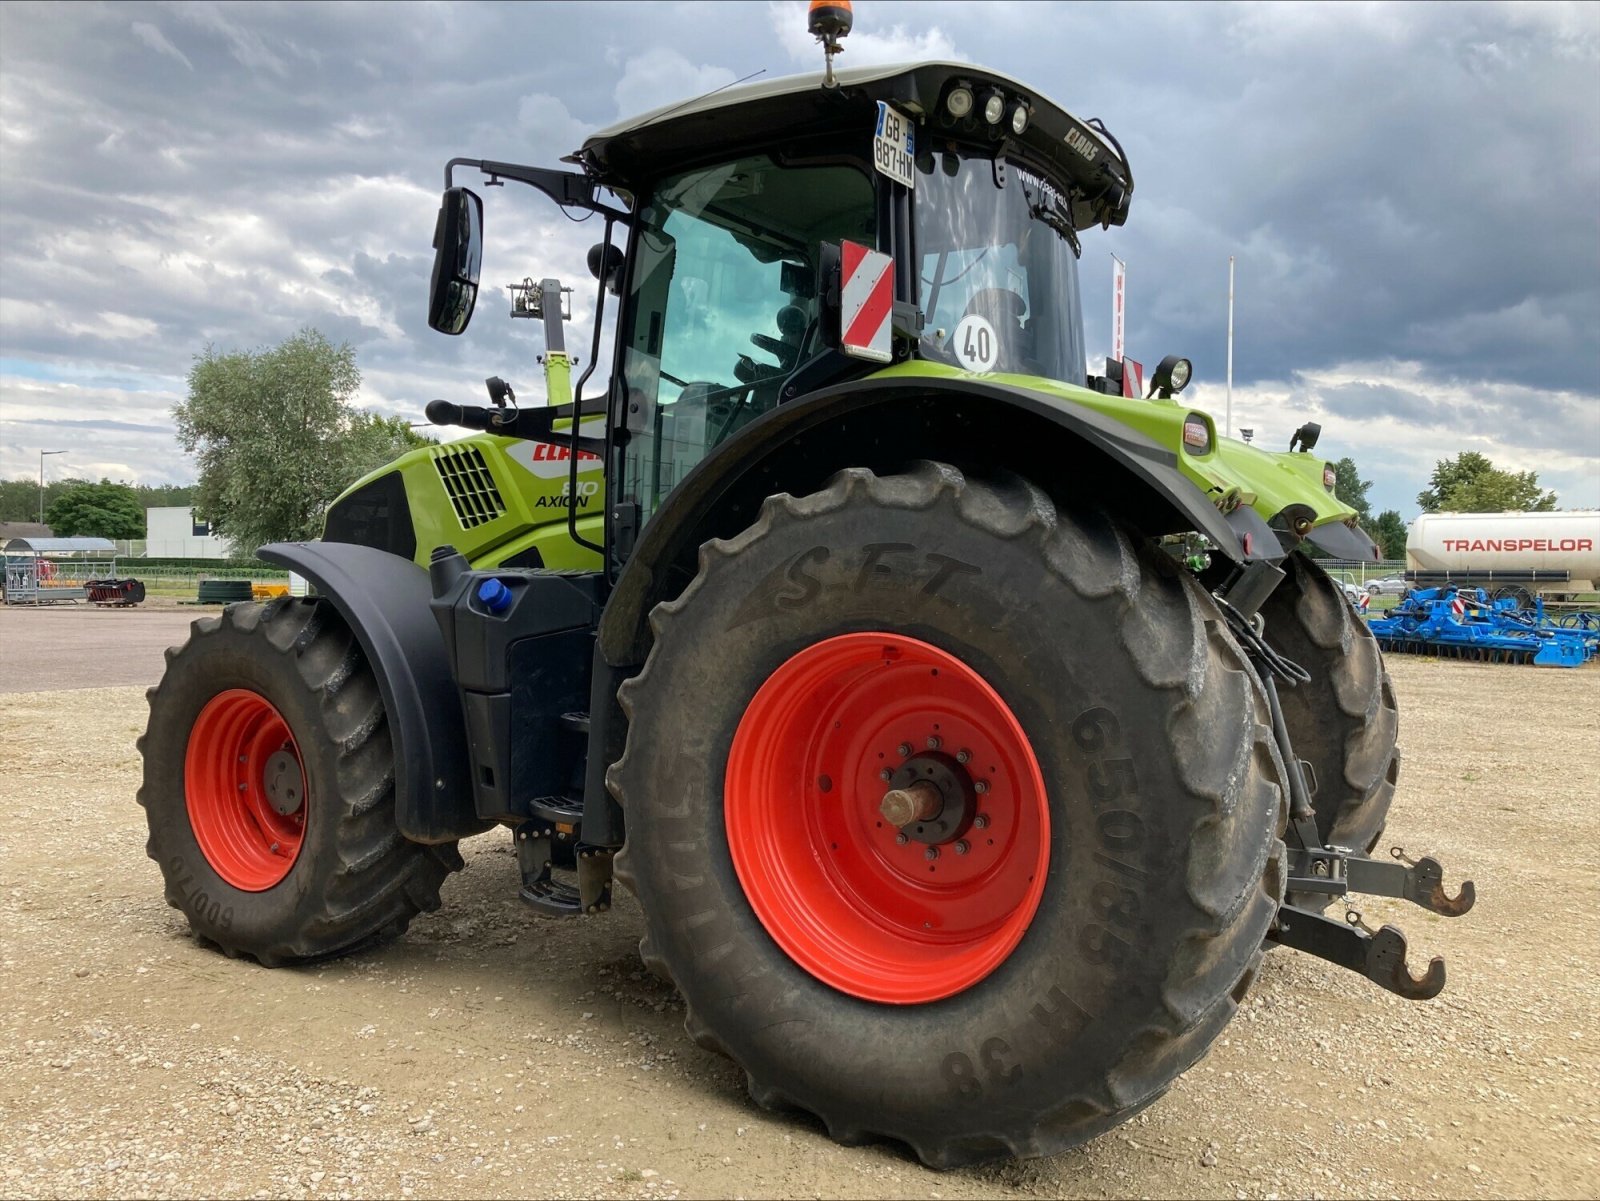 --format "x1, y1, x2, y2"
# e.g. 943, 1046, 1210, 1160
426, 59, 1133, 527
598, 99, 1106, 526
